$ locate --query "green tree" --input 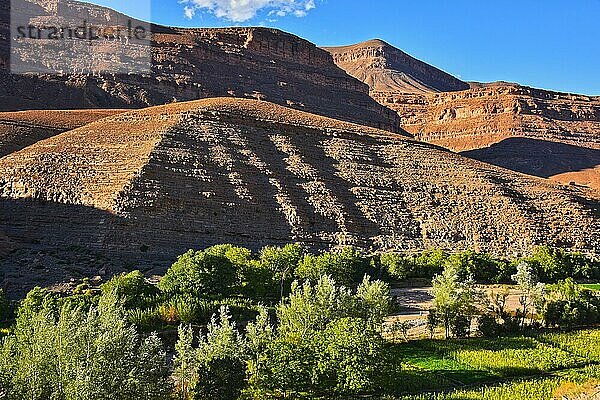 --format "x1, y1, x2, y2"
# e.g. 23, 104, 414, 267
512, 261, 546, 328
159, 249, 237, 298
259, 244, 304, 299
408, 249, 447, 279
379, 252, 408, 281
276, 276, 355, 338
296, 247, 367, 286
356, 275, 391, 328
174, 325, 197, 400
314, 317, 385, 394
0, 291, 172, 400
193, 306, 247, 400
431, 263, 481, 338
